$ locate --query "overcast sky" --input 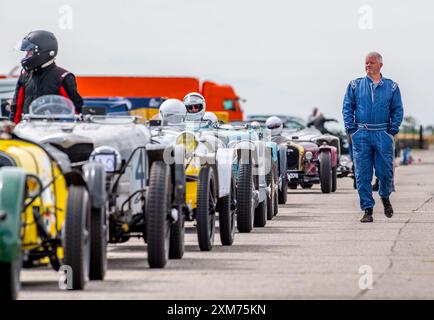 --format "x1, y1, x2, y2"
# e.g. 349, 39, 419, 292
1, 0, 433, 125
